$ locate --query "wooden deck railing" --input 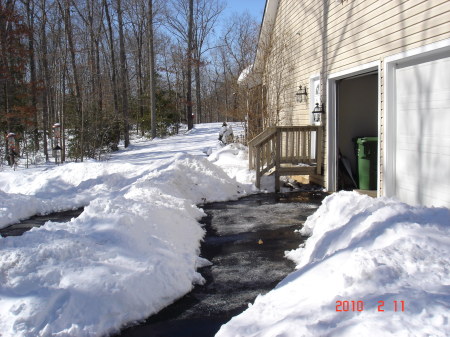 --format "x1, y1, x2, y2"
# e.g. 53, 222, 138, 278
248, 126, 323, 192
